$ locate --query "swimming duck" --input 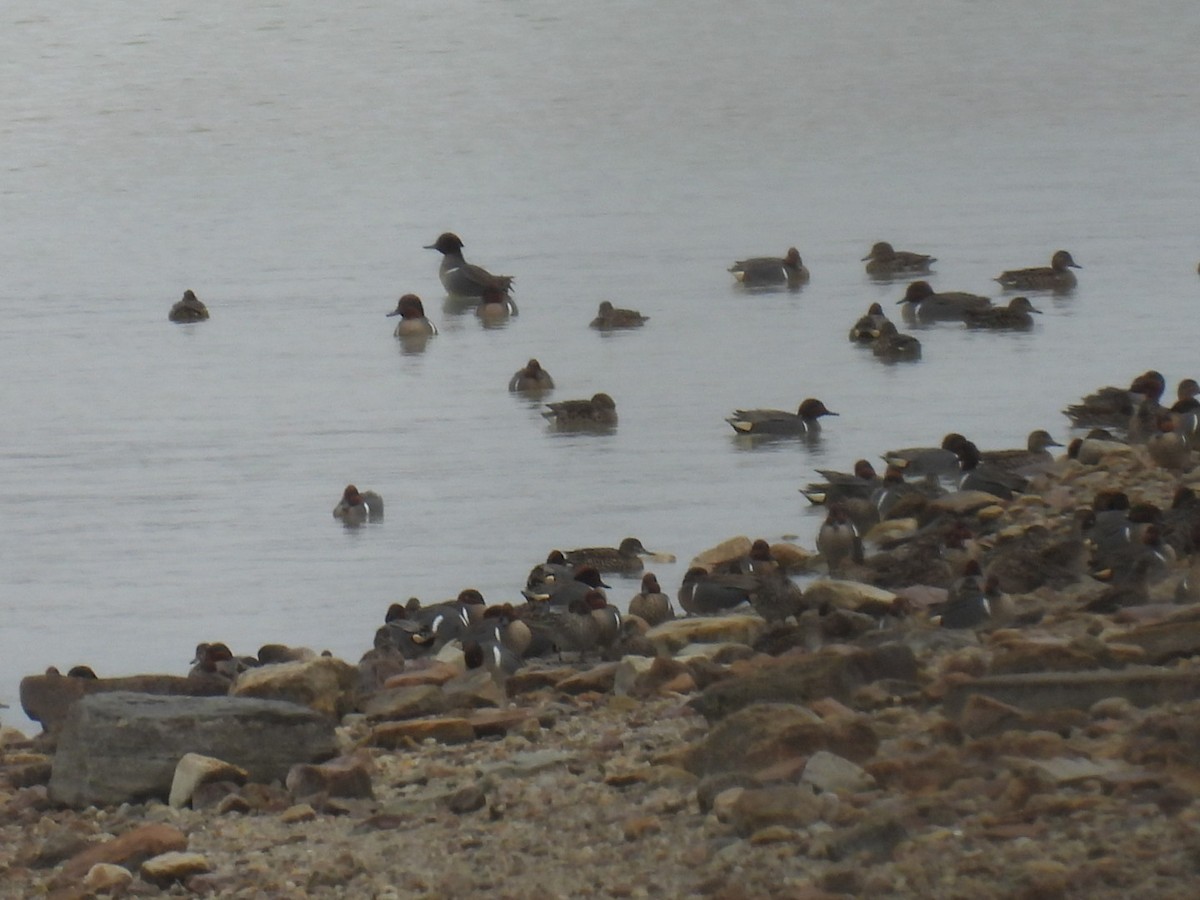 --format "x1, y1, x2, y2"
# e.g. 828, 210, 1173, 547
861, 241, 936, 278
543, 393, 618, 430
897, 281, 993, 324
476, 285, 518, 325
332, 484, 384, 525
871, 320, 922, 362
726, 398, 837, 436
995, 250, 1080, 292
677, 566, 757, 615
1063, 370, 1166, 431
590, 301, 649, 330
628, 573, 675, 626
386, 293, 438, 337
563, 537, 671, 574
509, 358, 555, 393
962, 296, 1042, 330
424, 232, 514, 298
728, 247, 809, 289
168, 289, 209, 323
848, 302, 891, 343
